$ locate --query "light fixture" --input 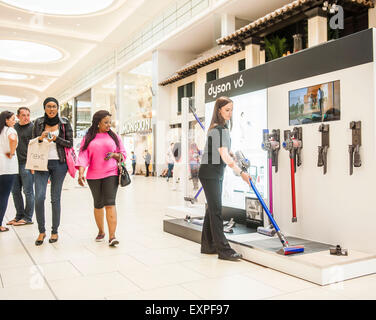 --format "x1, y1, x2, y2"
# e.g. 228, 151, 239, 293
1, 0, 115, 15
0, 72, 31, 80
0, 40, 63, 63
0, 95, 22, 103
322, 1, 339, 13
